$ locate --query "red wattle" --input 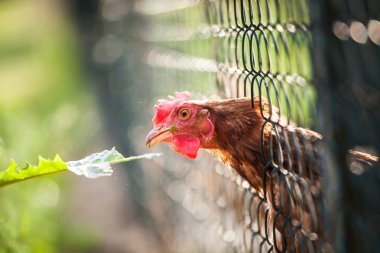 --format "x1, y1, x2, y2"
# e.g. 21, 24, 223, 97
170, 135, 200, 159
